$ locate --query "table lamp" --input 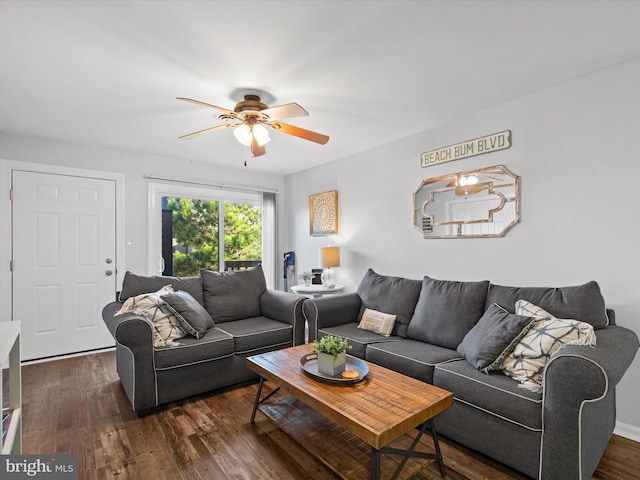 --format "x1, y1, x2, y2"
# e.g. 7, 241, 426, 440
319, 246, 341, 288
